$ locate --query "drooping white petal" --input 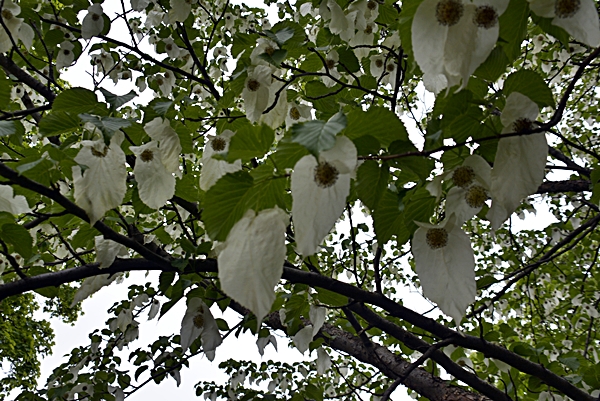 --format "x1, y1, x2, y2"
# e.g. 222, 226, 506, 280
444, 4, 479, 89
309, 305, 326, 338
291, 136, 357, 256
445, 186, 482, 224
256, 334, 278, 356
500, 92, 539, 128
487, 92, 547, 230
95, 236, 127, 269
463, 154, 492, 188
242, 65, 273, 123
292, 325, 314, 354
552, 0, 600, 47
0, 185, 31, 215
217, 207, 288, 325
73, 132, 127, 225
317, 347, 332, 375
260, 81, 288, 129
412, 0, 449, 83
130, 141, 176, 209
18, 23, 34, 50
200, 303, 222, 361
200, 130, 243, 191
411, 216, 476, 326
144, 117, 182, 174
169, 0, 192, 23
180, 298, 222, 356
528, 0, 556, 17
487, 133, 547, 230
199, 158, 243, 191
71, 274, 121, 306
327, 0, 348, 35
81, 4, 105, 39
